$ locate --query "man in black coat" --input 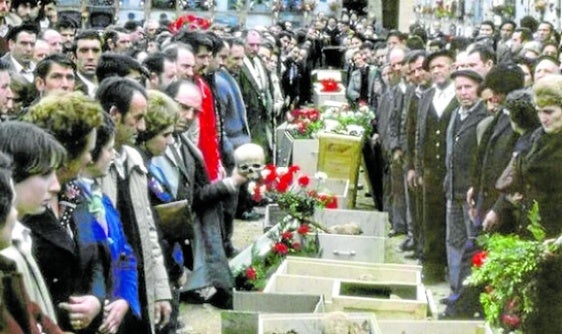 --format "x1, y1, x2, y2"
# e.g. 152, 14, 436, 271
413, 49, 458, 284
442, 70, 487, 314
